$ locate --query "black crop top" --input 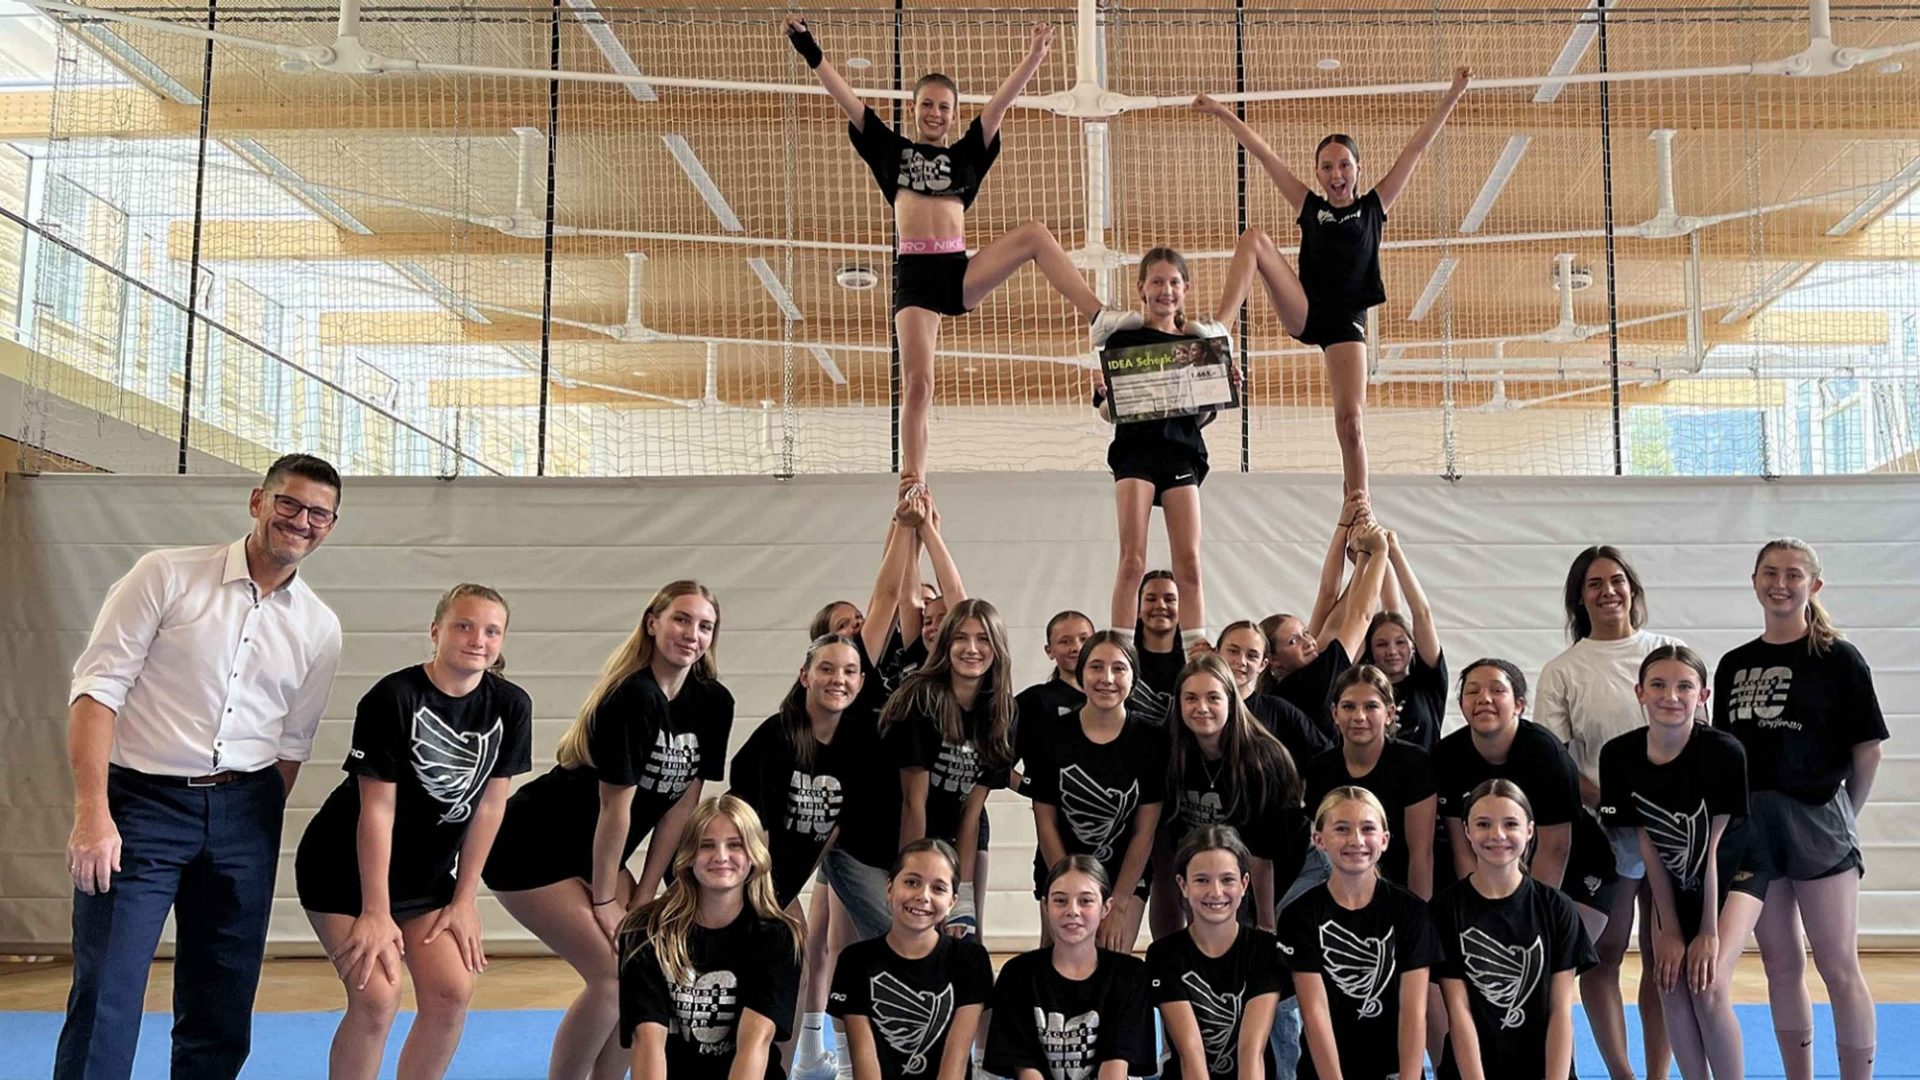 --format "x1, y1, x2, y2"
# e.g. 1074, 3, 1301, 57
848, 106, 1002, 209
